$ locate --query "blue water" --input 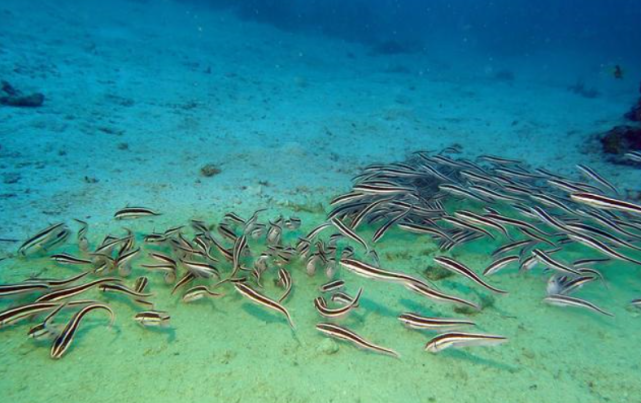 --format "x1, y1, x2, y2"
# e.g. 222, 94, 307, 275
1, 1, 641, 402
